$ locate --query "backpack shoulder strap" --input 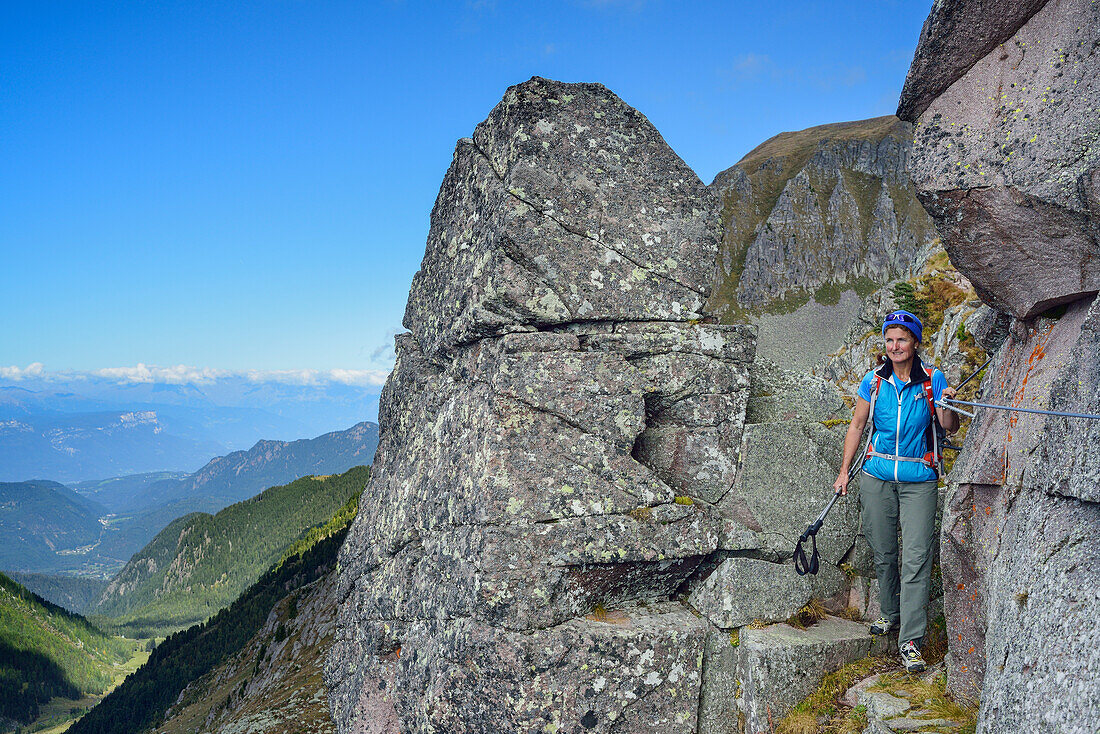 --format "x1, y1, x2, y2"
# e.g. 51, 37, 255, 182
921, 379, 935, 418
921, 377, 943, 477
860, 374, 882, 463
